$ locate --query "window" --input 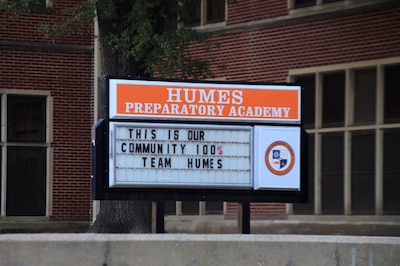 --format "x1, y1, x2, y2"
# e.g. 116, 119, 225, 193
7, 95, 46, 142
1, 93, 50, 217
165, 201, 224, 216
383, 129, 400, 215
295, 75, 315, 129
351, 131, 375, 215
384, 65, 400, 123
322, 72, 345, 127
294, 0, 317, 8
0, 0, 52, 11
354, 68, 376, 125
292, 0, 344, 9
292, 134, 314, 214
321, 133, 344, 214
323, 0, 343, 3
29, 0, 47, 9
206, 201, 223, 214
182, 201, 200, 215
289, 1, 394, 15
186, 0, 226, 27
290, 60, 400, 217
164, 201, 176, 215
206, 0, 225, 23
